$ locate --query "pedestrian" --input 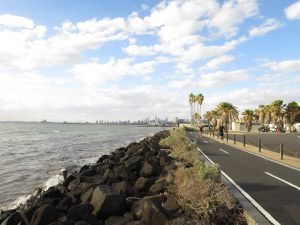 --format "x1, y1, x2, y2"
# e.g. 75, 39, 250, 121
219, 124, 224, 141
199, 125, 203, 137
